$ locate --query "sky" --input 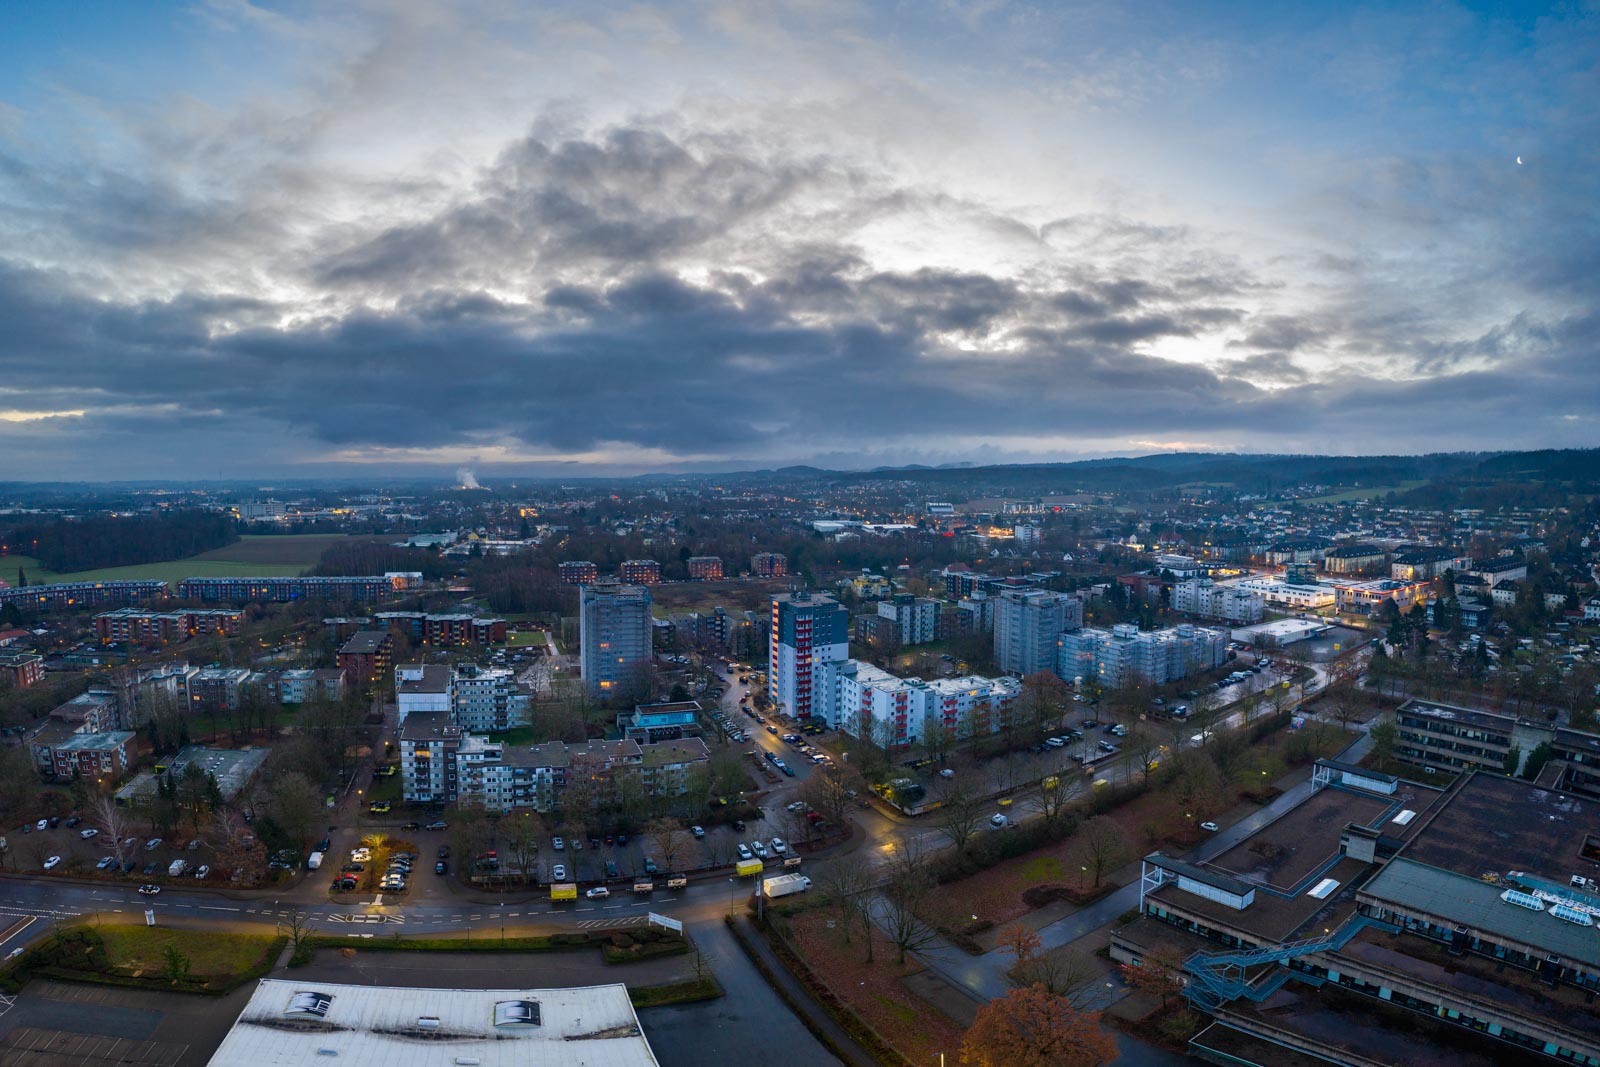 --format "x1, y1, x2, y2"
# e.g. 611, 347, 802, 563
0, 0, 1596, 481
